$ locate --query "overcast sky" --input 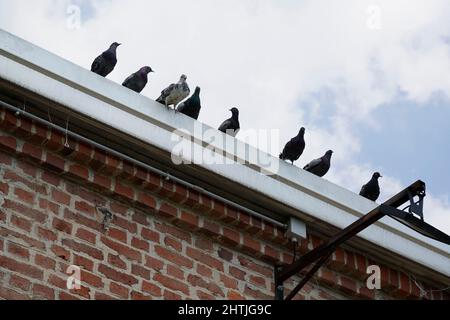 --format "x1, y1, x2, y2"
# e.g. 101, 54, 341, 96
0, 0, 449, 233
